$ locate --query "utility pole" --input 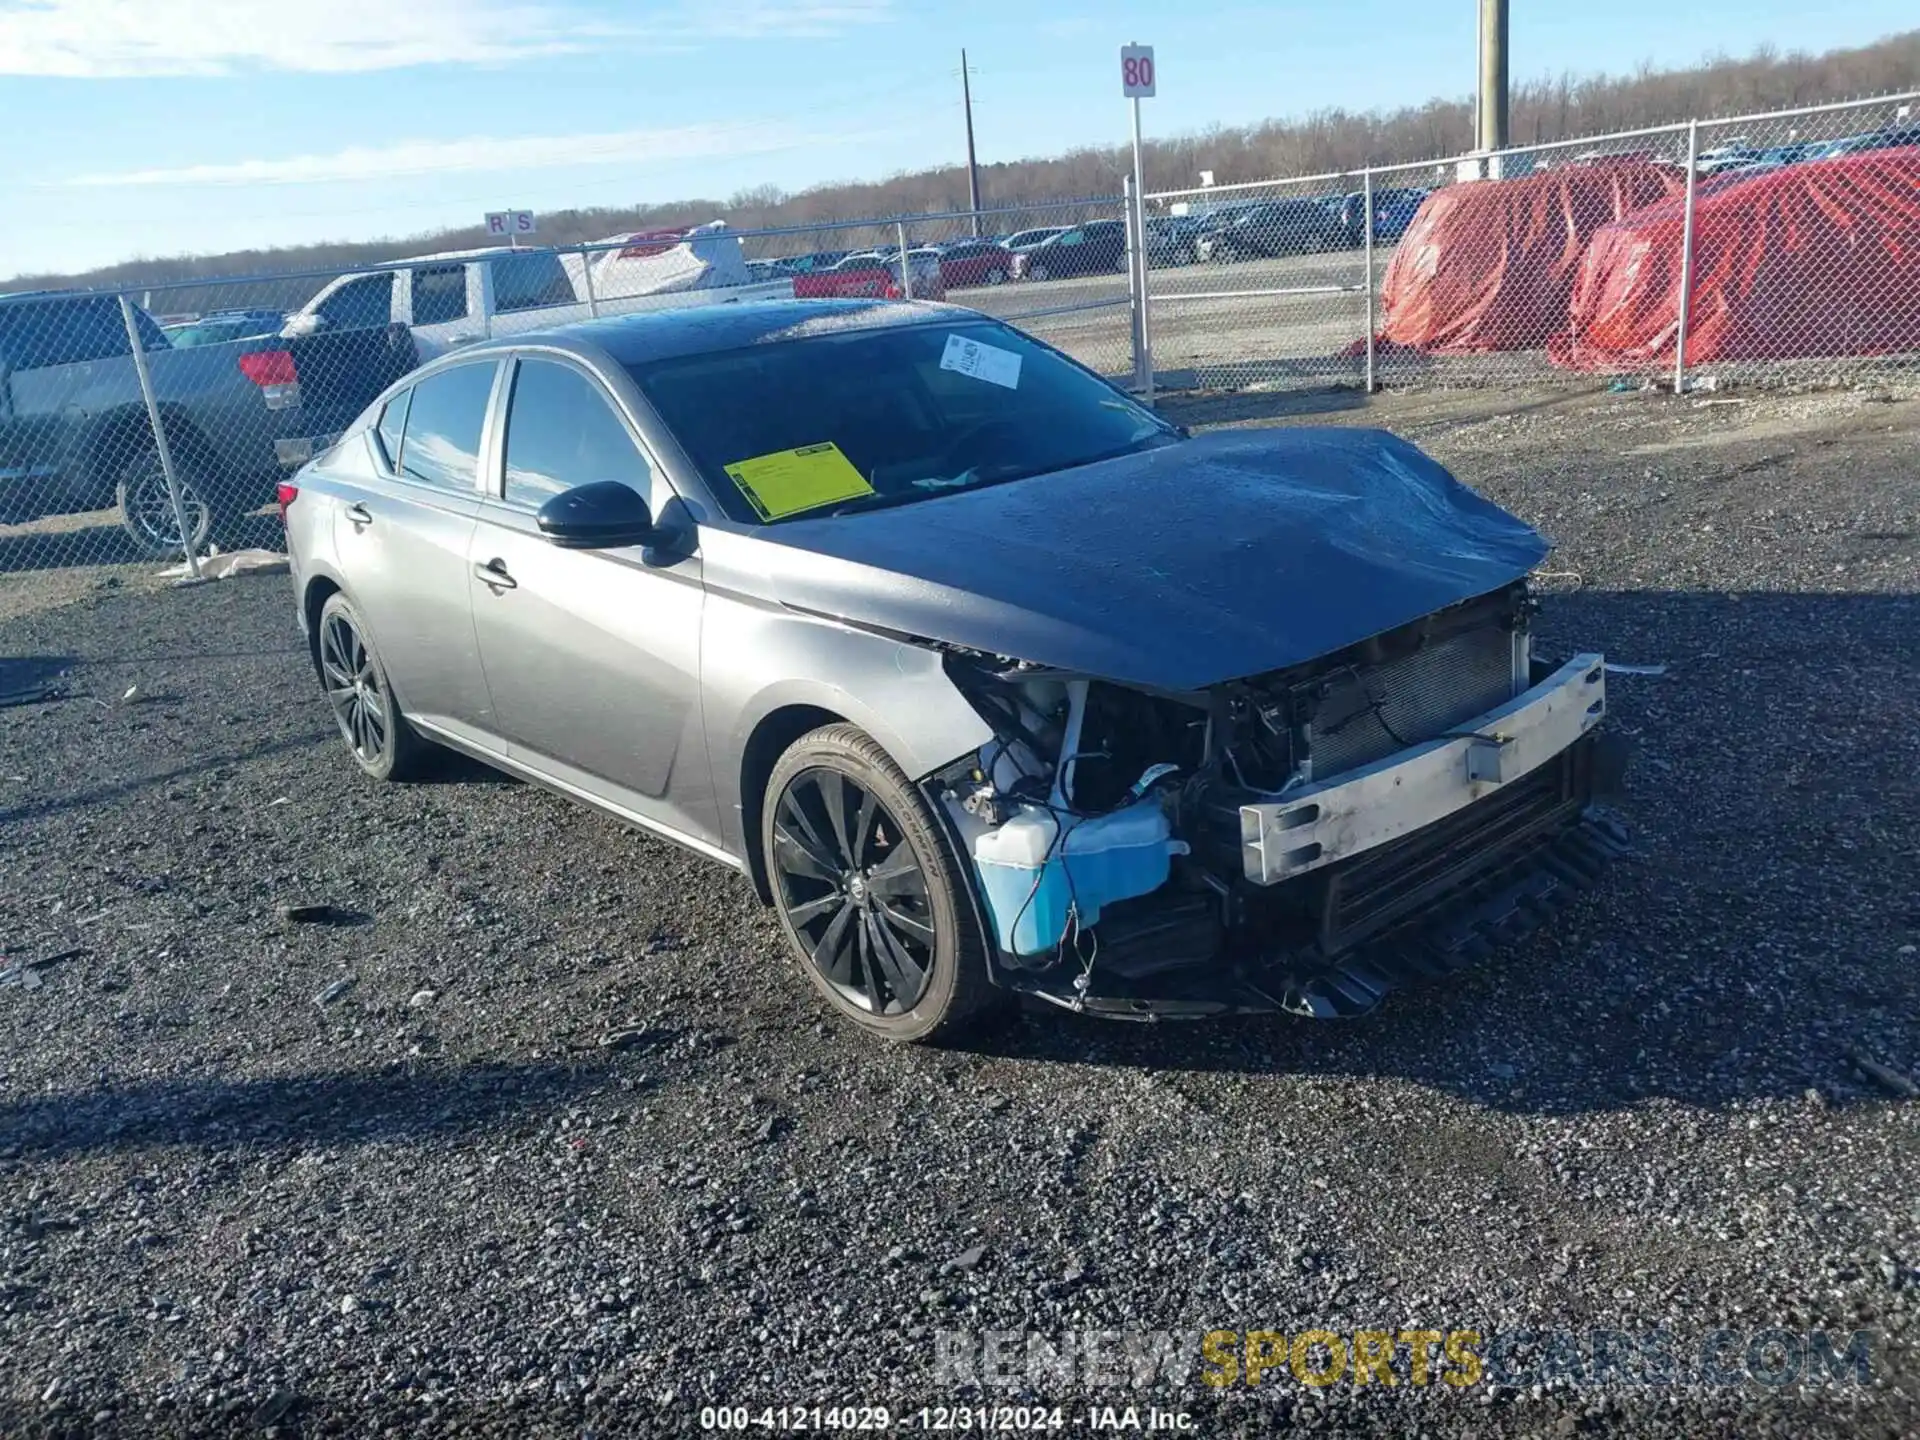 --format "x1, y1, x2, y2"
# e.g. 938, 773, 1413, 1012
961, 49, 982, 237
1477, 0, 1509, 154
